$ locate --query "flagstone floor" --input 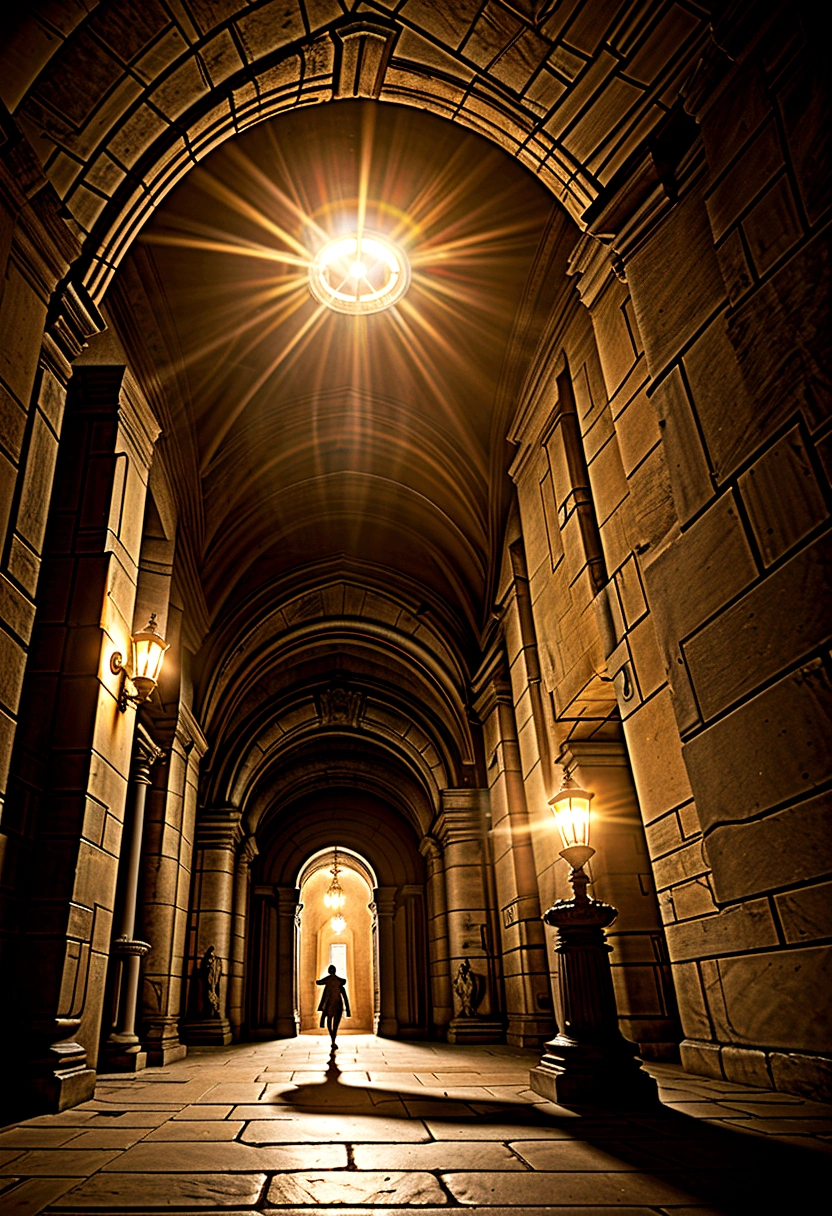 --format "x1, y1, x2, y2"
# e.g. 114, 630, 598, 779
1, 1034, 830, 1214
